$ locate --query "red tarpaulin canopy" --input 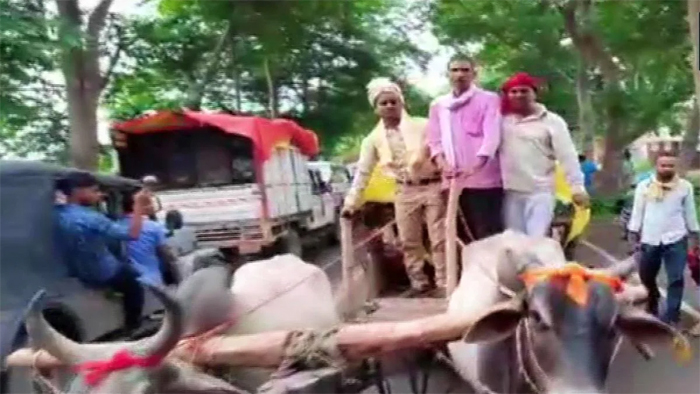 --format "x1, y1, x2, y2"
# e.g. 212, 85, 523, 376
112, 110, 320, 161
